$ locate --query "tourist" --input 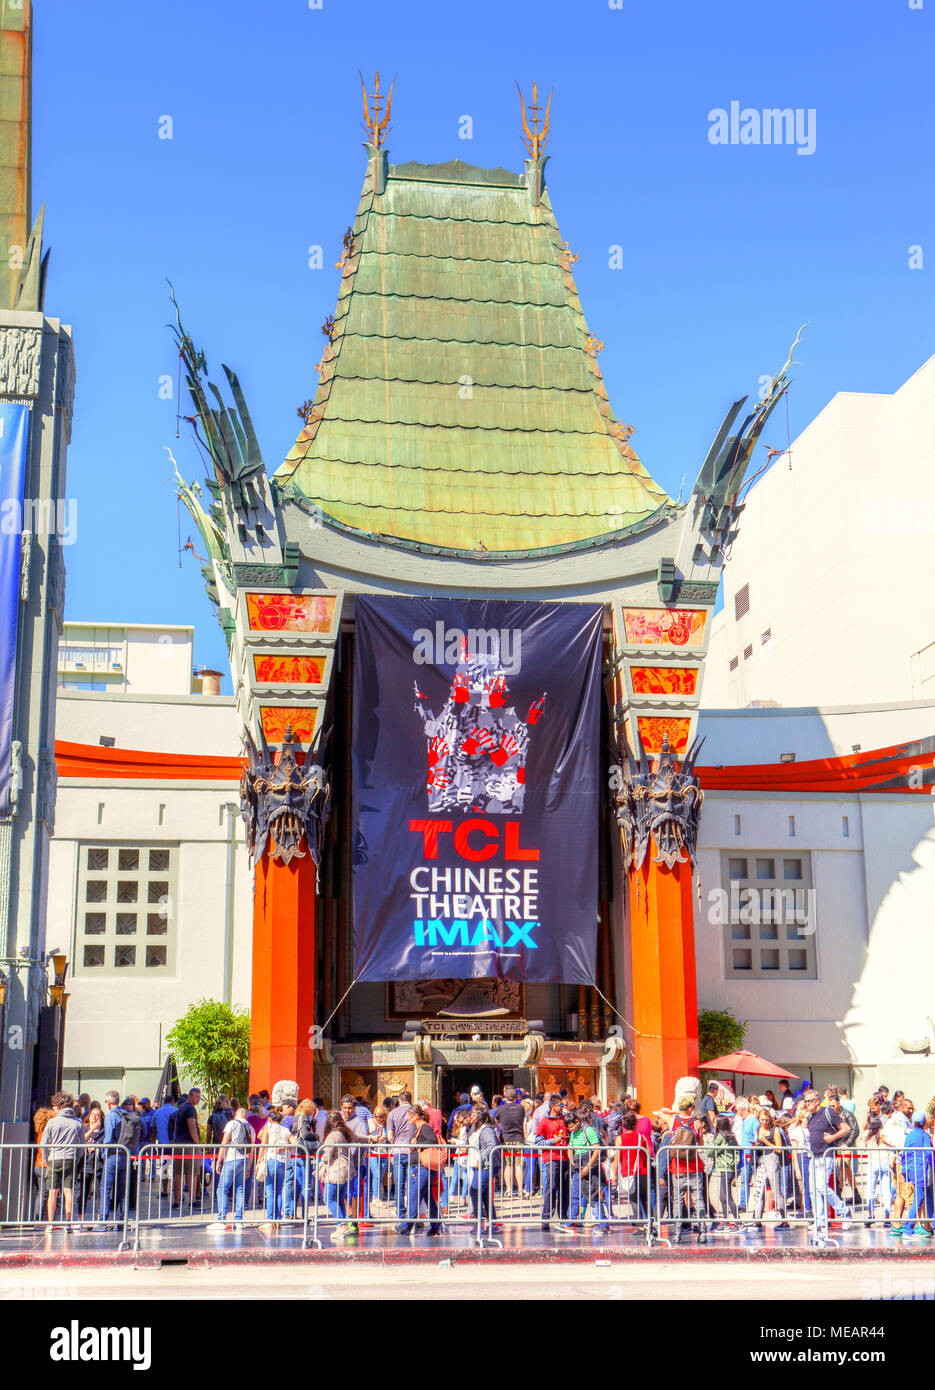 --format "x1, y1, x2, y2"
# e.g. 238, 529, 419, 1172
667, 1124, 708, 1246
283, 1098, 321, 1220
466, 1104, 499, 1228
40, 1092, 85, 1229
445, 1107, 472, 1216
708, 1113, 740, 1229
153, 1089, 176, 1145
537, 1094, 573, 1235
82, 1103, 107, 1218
899, 1110, 934, 1238
699, 1082, 719, 1132
366, 1105, 390, 1209
207, 1095, 233, 1146
568, 1107, 609, 1235
864, 1115, 894, 1224
339, 1094, 374, 1232
101, 1096, 141, 1225
318, 1110, 355, 1239
396, 1105, 443, 1238
257, 1105, 293, 1230
803, 1089, 851, 1236
749, 1107, 788, 1229
387, 1089, 416, 1222
418, 1095, 443, 1138
210, 1107, 255, 1231
493, 1085, 525, 1195
171, 1087, 202, 1209
138, 1098, 155, 1147
32, 1105, 54, 1222
779, 1079, 796, 1113
245, 1095, 266, 1141
446, 1094, 471, 1139
615, 1111, 651, 1219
